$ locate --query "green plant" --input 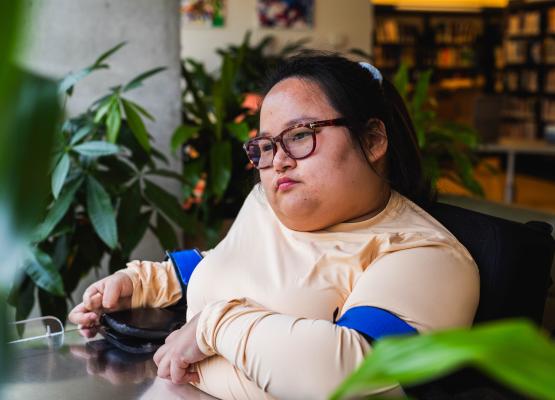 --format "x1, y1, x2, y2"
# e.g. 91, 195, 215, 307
393, 64, 483, 196
171, 32, 307, 246
1, 0, 62, 390
331, 319, 555, 399
8, 43, 190, 324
